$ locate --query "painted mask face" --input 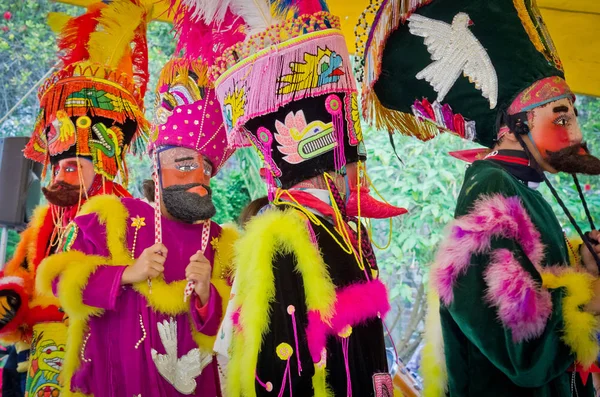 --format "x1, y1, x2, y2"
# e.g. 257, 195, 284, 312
528, 98, 600, 174
158, 147, 216, 223
528, 98, 582, 157
42, 158, 95, 207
